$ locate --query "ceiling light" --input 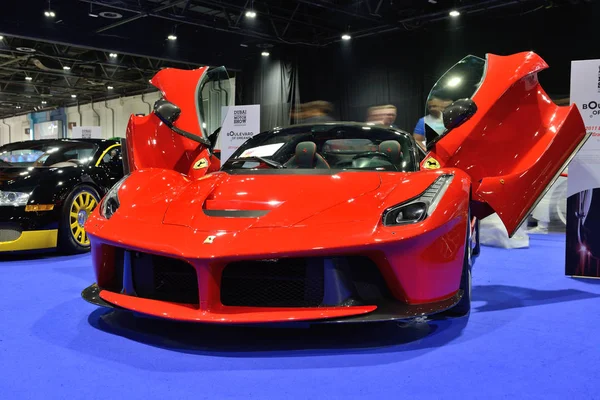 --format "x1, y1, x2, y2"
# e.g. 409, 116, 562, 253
44, 10, 56, 18
25, 76, 32, 81
41, 101, 47, 105
63, 66, 71, 70
99, 11, 123, 19
88, 12, 98, 18
341, 34, 351, 41
449, 10, 460, 17
167, 34, 177, 40
245, 10, 257, 18
71, 94, 77, 98
0, 36, 4, 40
107, 86, 114, 90
261, 51, 270, 57
16, 106, 21, 109
109, 53, 118, 58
